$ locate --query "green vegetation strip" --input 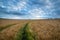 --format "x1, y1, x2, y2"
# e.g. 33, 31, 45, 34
0, 24, 17, 32
15, 23, 36, 40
